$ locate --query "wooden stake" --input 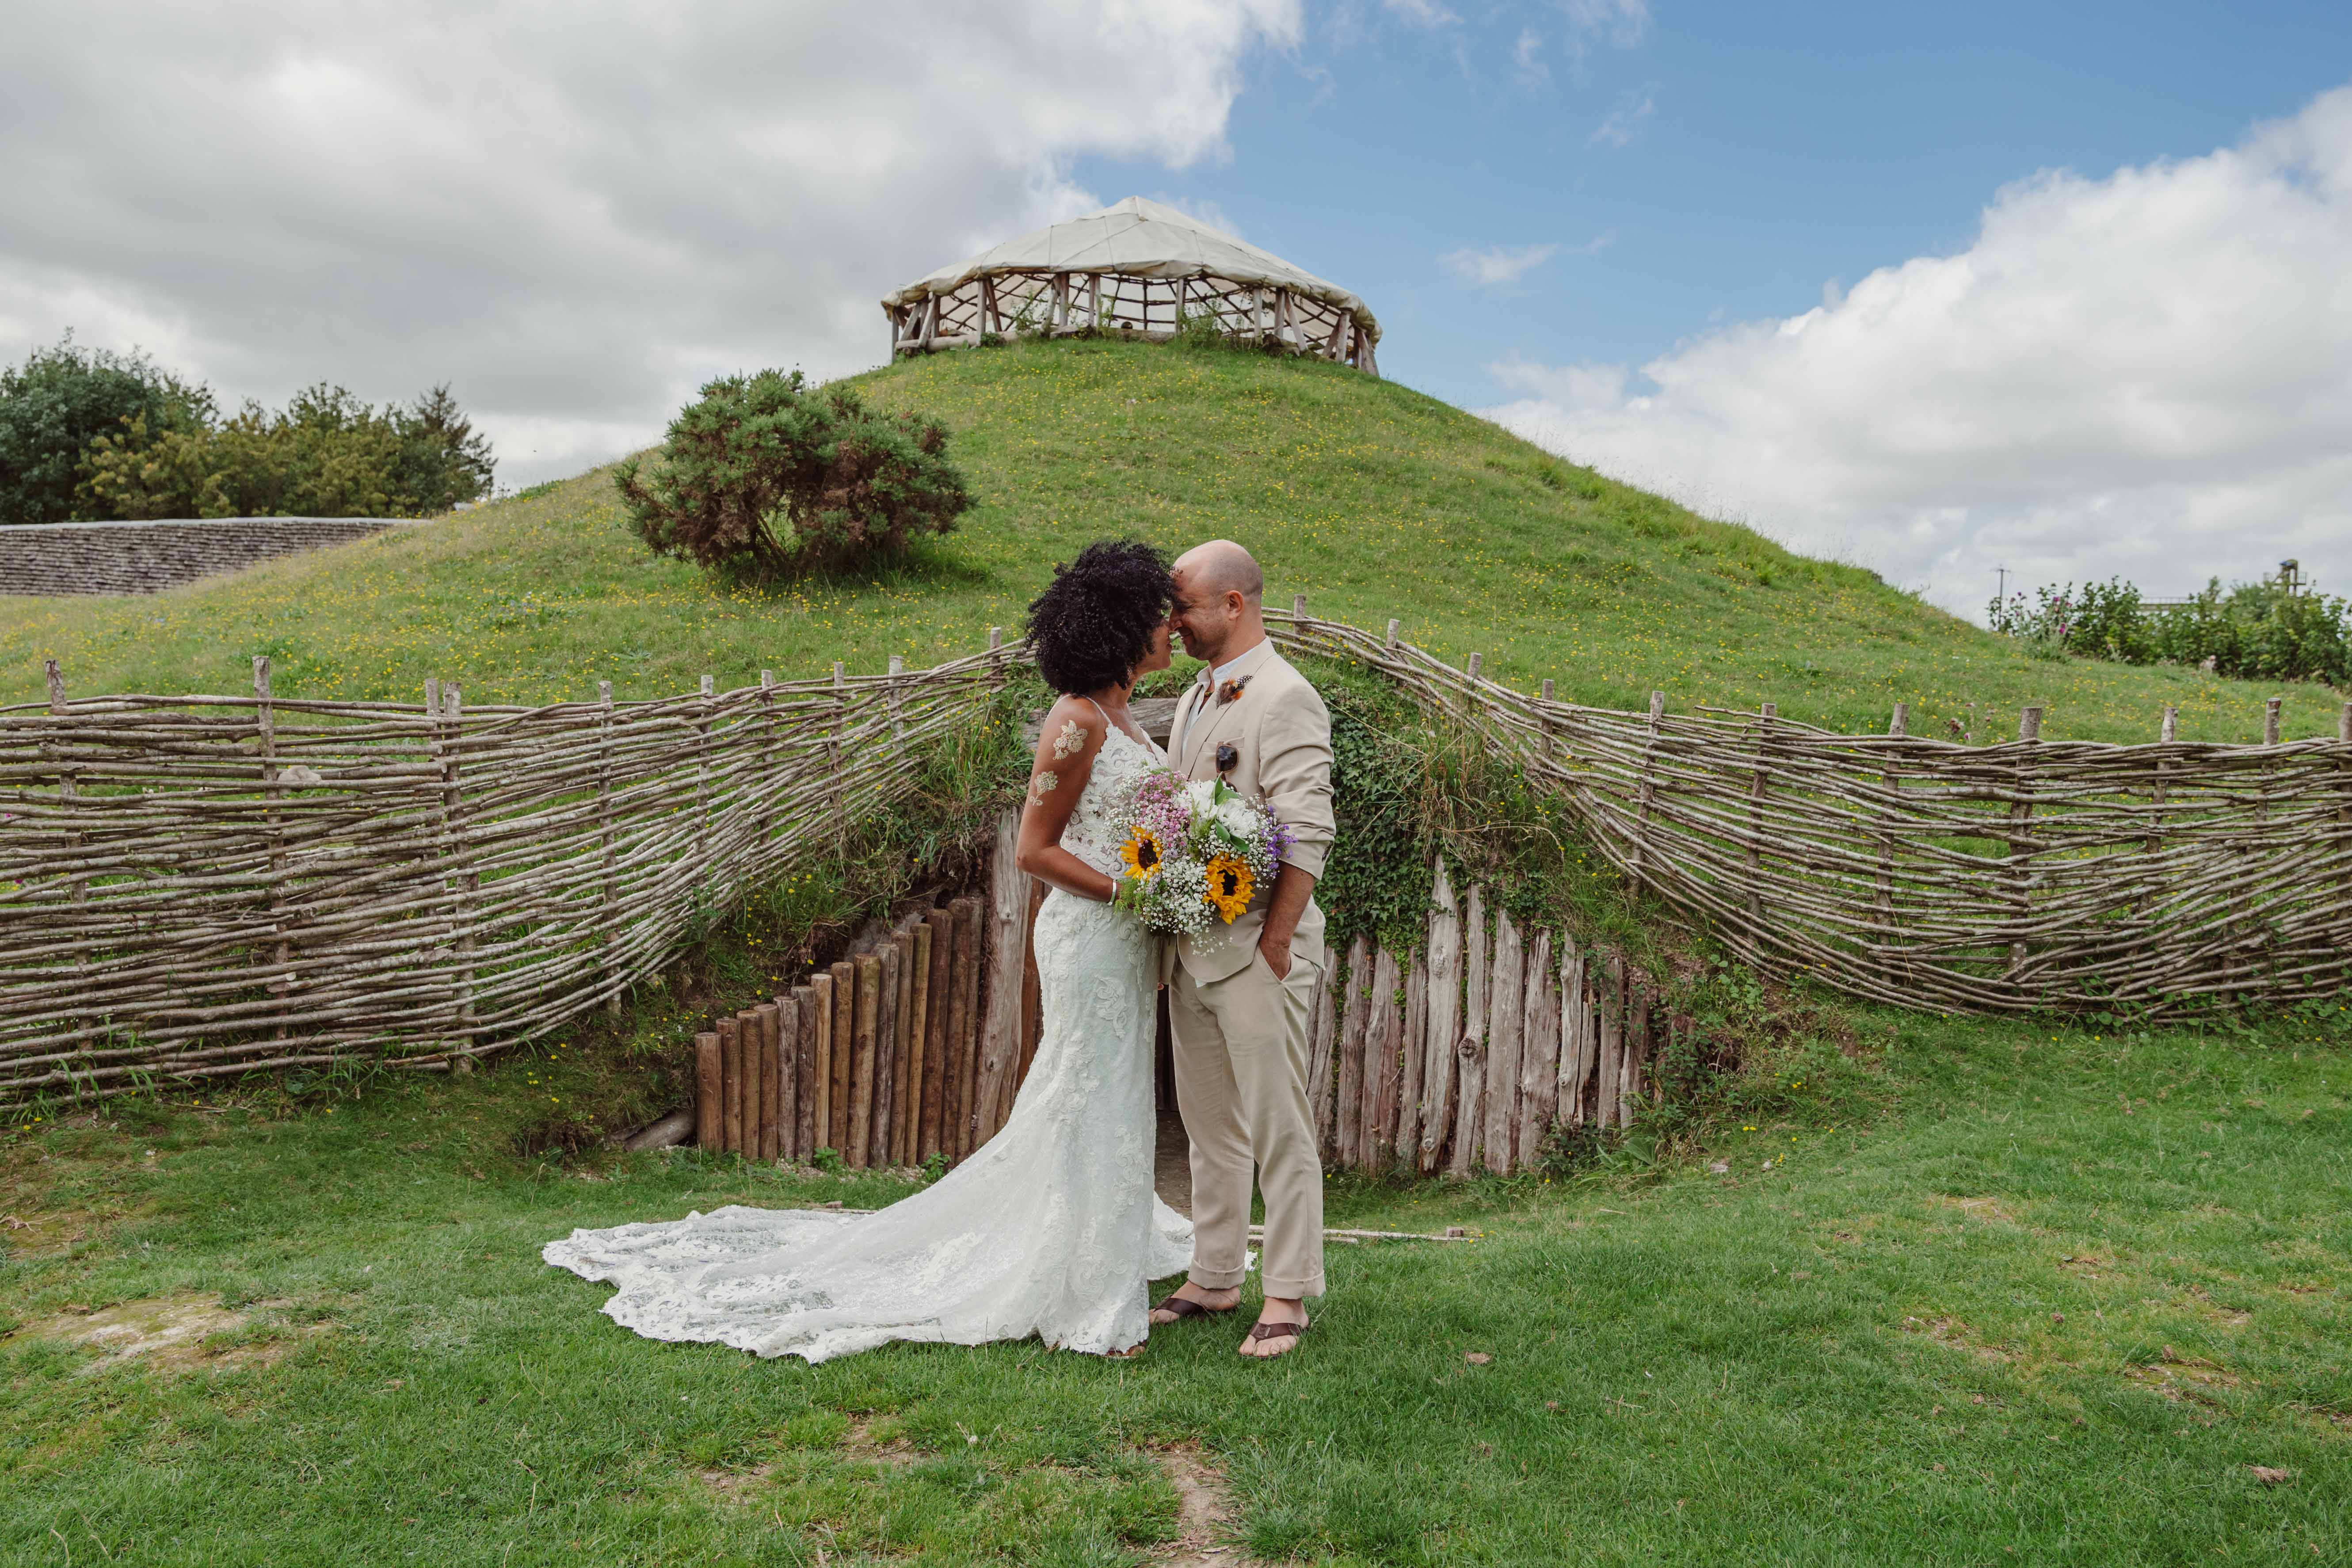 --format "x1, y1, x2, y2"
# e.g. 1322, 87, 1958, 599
806, 974, 832, 1157
1482, 910, 1525, 1175
598, 678, 619, 1014
920, 908, 952, 1161
719, 1015, 744, 1154
850, 954, 881, 1167
1558, 935, 1588, 1129
828, 959, 855, 1153
974, 810, 1028, 1147
951, 895, 984, 1157
773, 995, 798, 1162
1595, 954, 1624, 1130
1366, 945, 1402, 1174
1449, 885, 1488, 1178
1517, 928, 1559, 1158
1420, 860, 1461, 1174
1307, 961, 1337, 1158
738, 1007, 764, 1160
900, 921, 930, 1163
694, 1031, 722, 1150
1397, 949, 1428, 1166
1334, 935, 1370, 1168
